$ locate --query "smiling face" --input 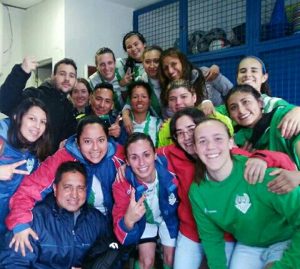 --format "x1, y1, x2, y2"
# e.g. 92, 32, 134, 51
53, 170, 86, 212
227, 91, 263, 127
143, 50, 161, 79
53, 63, 77, 93
237, 58, 268, 92
126, 139, 156, 183
78, 123, 108, 164
194, 120, 233, 181
175, 115, 196, 156
130, 86, 150, 115
125, 35, 146, 62
168, 87, 196, 113
20, 106, 47, 143
162, 56, 183, 81
96, 53, 116, 81
71, 82, 90, 110
90, 88, 114, 116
